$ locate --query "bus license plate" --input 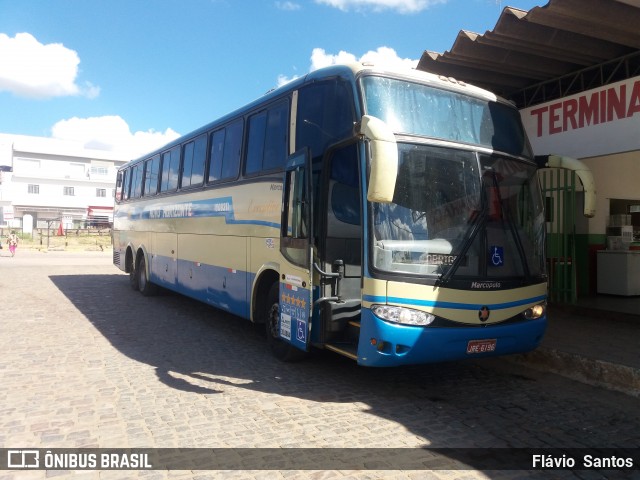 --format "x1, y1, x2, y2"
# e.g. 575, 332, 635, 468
466, 339, 497, 354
